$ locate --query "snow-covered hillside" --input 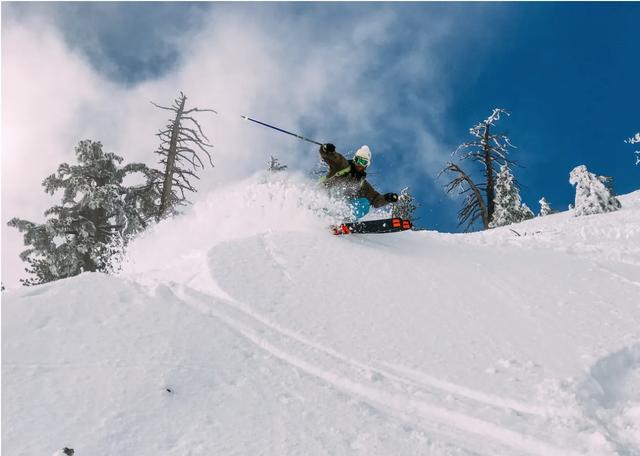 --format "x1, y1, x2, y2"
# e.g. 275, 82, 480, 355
3, 174, 640, 455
